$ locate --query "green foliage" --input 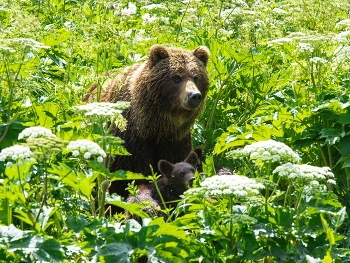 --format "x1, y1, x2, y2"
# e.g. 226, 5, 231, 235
1, 0, 350, 262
